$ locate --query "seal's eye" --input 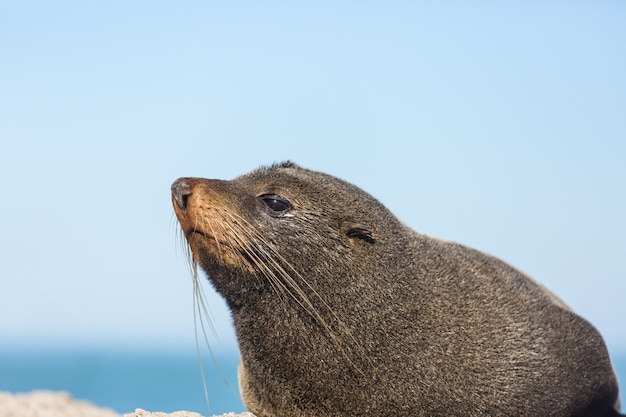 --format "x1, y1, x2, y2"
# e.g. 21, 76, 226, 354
260, 195, 291, 214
